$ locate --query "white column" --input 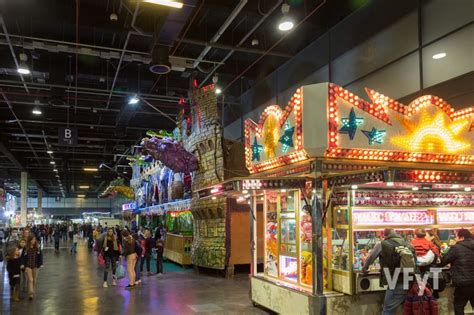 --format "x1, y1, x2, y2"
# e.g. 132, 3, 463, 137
21, 171, 27, 227
37, 188, 43, 216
